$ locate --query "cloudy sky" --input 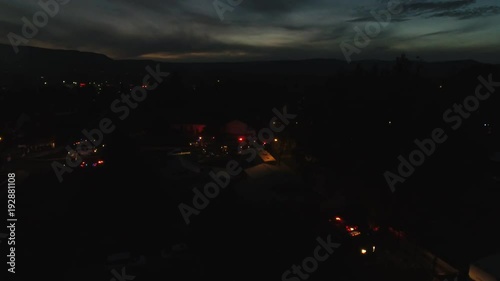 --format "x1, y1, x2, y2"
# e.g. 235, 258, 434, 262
1, 0, 500, 62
